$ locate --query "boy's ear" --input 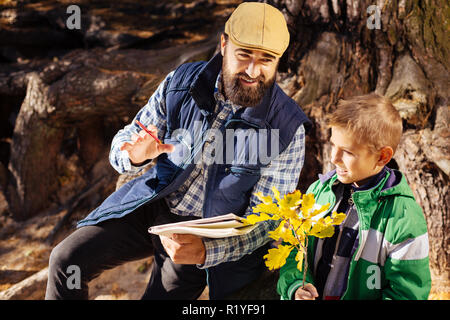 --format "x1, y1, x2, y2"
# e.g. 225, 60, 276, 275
377, 146, 394, 167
